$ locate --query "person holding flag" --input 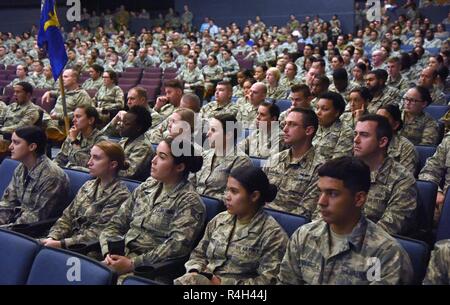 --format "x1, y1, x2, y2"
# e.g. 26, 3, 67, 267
38, 0, 92, 142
